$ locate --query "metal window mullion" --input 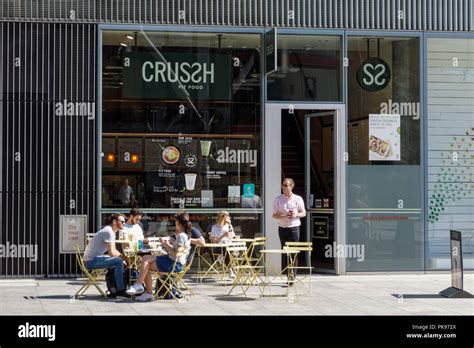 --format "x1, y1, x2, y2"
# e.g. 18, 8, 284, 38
6, 22, 11, 277
21, 22, 25, 277
333, 0, 337, 28
453, 0, 458, 30
28, 22, 34, 276
0, 23, 3, 277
